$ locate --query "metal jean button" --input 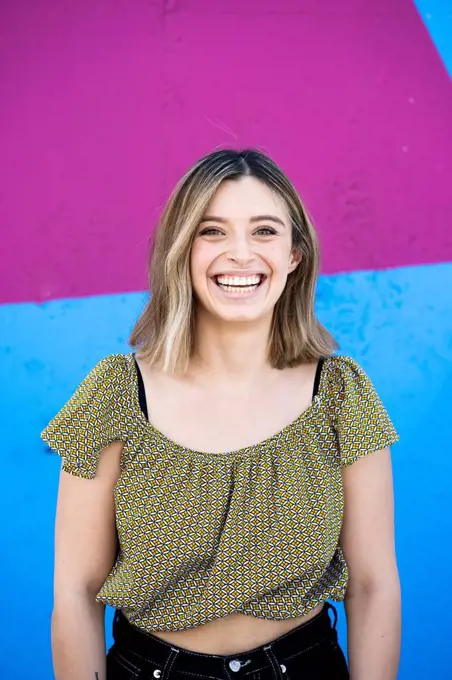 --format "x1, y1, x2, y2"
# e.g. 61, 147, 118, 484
229, 659, 242, 672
